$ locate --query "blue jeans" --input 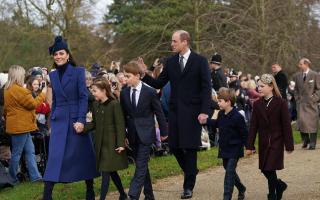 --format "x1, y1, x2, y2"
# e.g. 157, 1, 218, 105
223, 158, 245, 200
9, 133, 42, 182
